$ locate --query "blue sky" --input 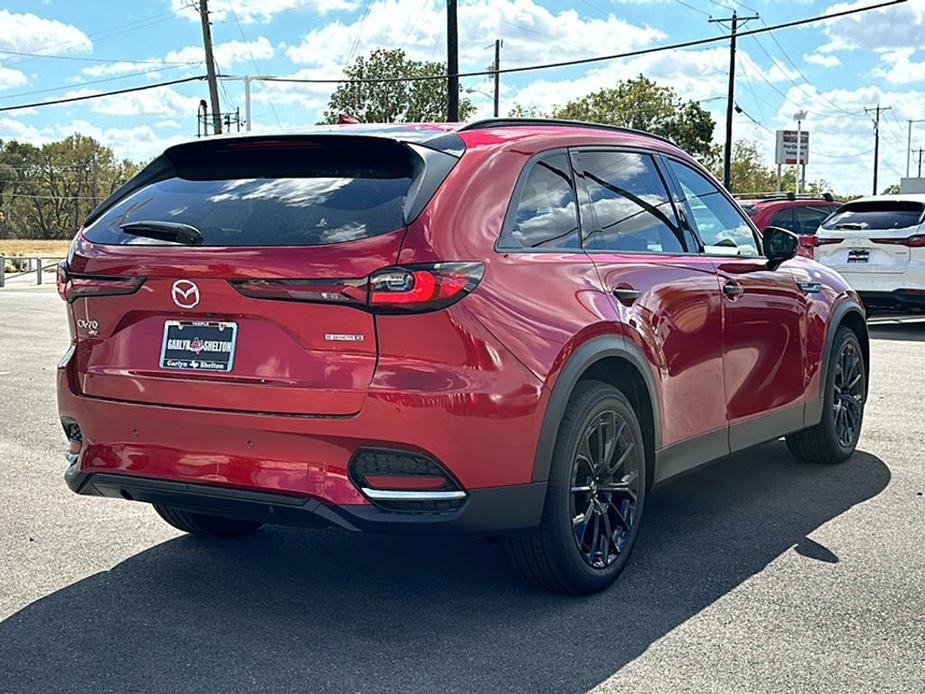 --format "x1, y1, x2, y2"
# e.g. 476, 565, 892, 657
0, 0, 923, 194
